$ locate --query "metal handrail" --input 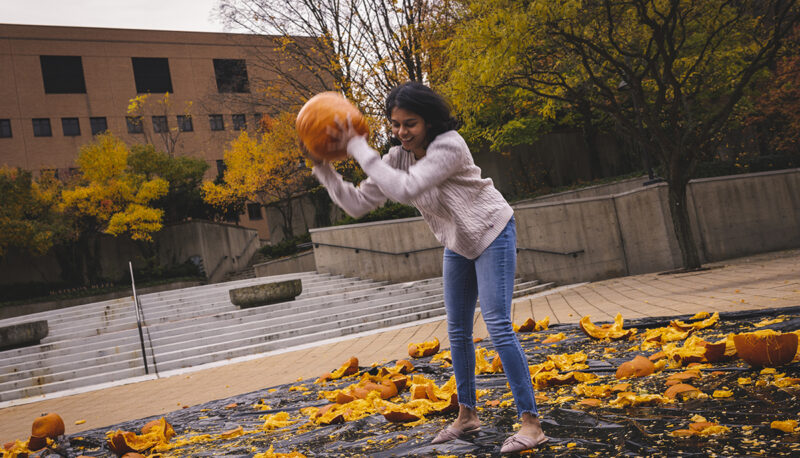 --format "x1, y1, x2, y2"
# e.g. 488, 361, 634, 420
128, 261, 149, 375
517, 247, 585, 258
312, 242, 442, 258
312, 241, 583, 258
